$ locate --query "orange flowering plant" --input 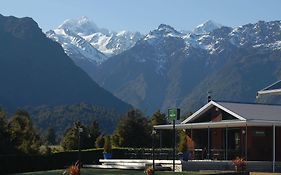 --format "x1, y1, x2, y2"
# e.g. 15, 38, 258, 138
232, 156, 245, 172
144, 166, 154, 175
63, 161, 81, 175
